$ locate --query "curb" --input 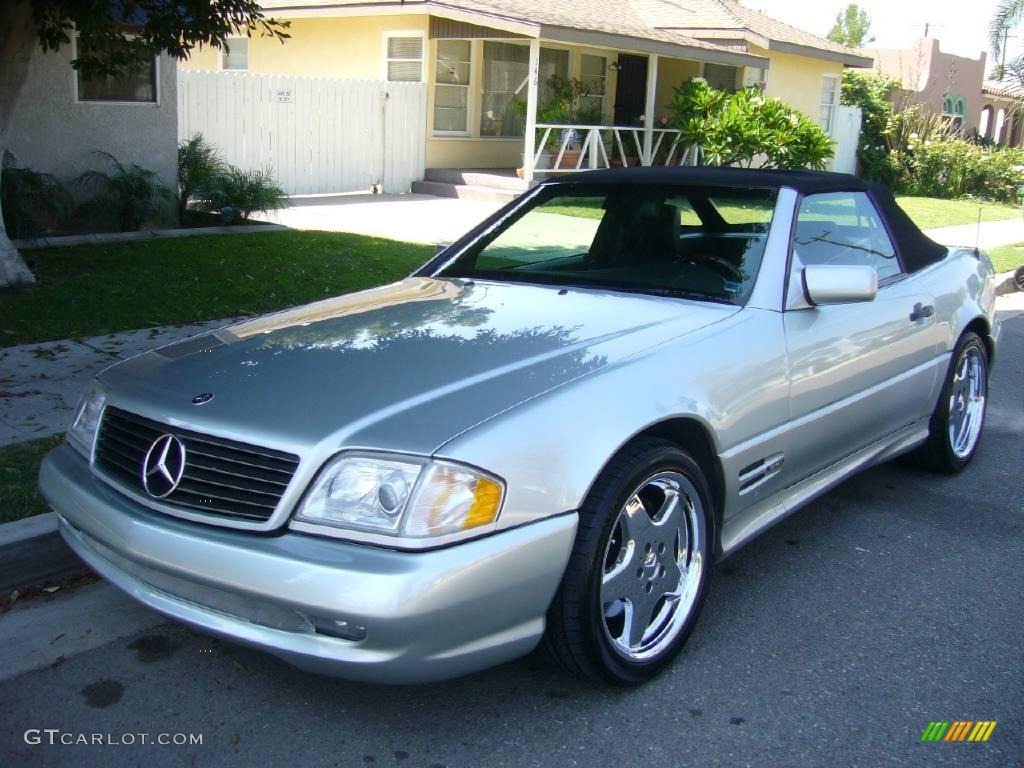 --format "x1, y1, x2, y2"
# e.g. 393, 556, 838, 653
13, 223, 290, 250
0, 513, 83, 593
